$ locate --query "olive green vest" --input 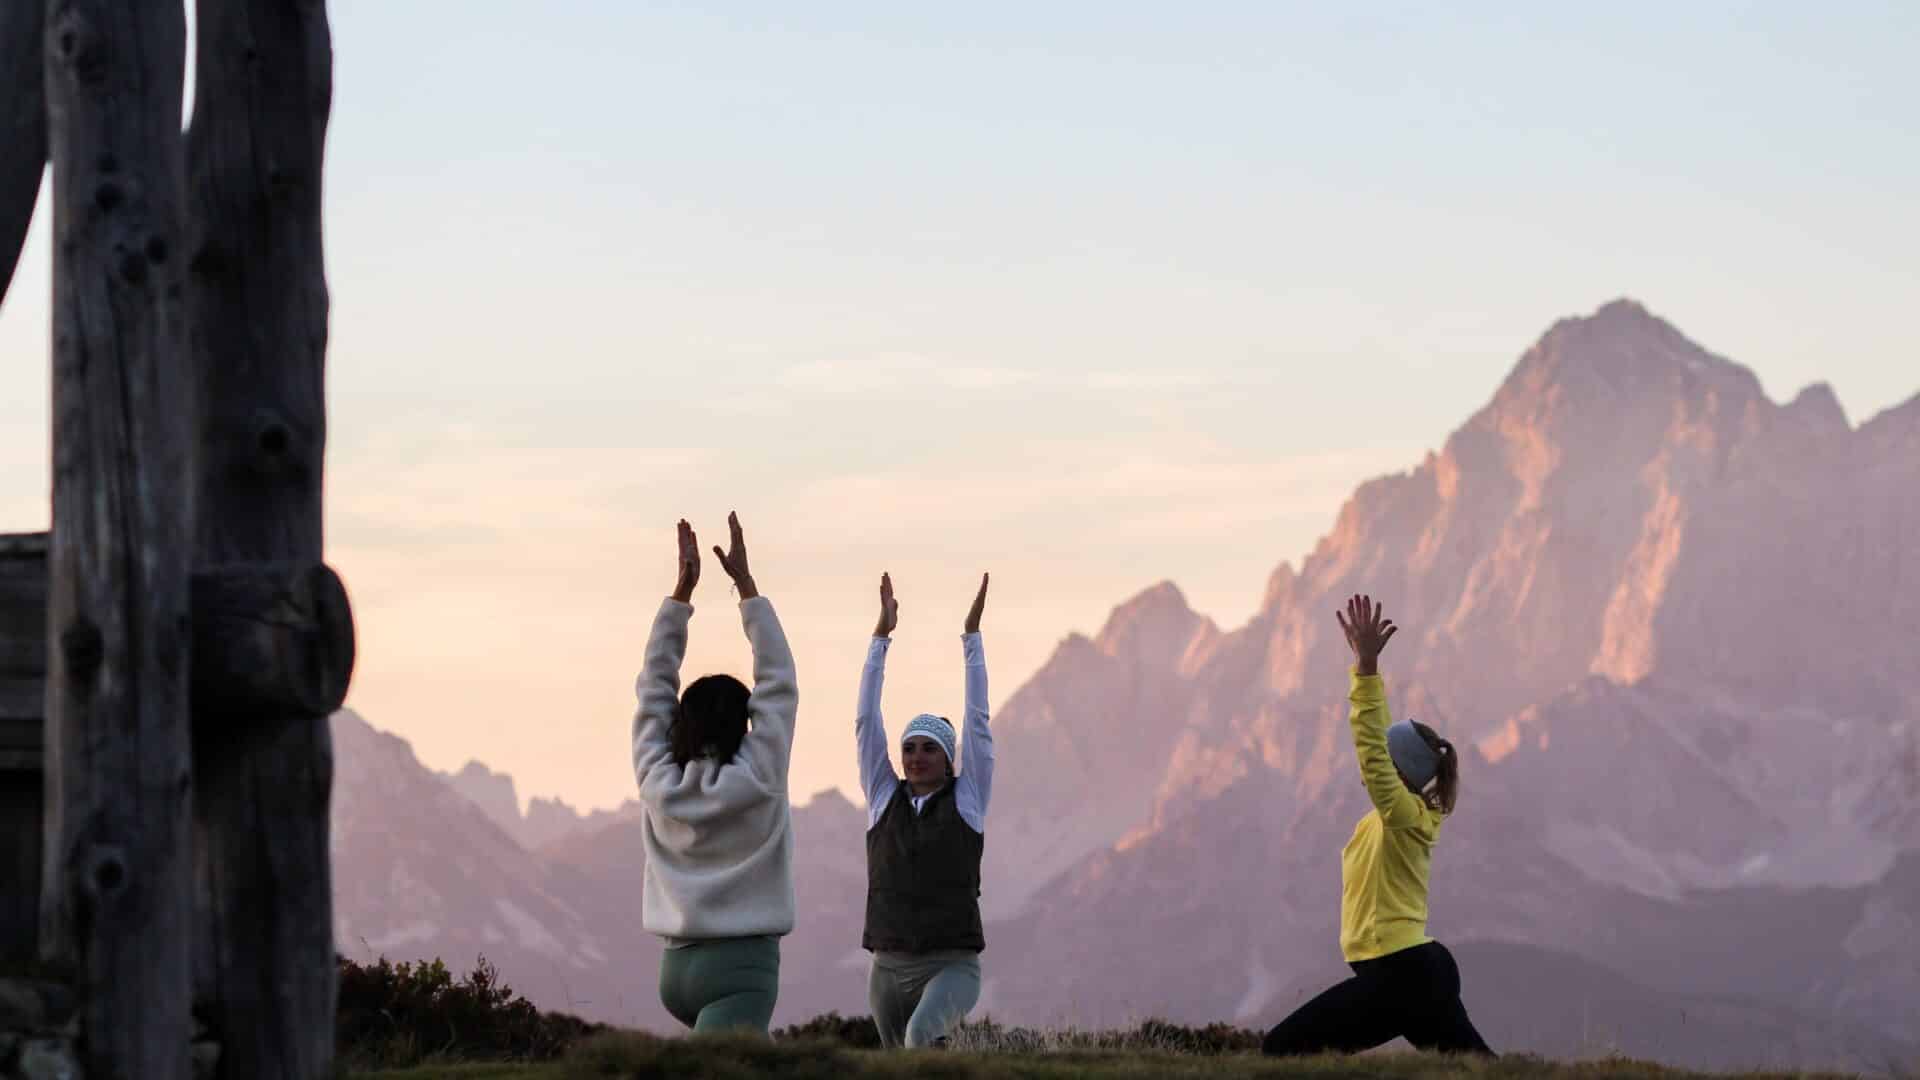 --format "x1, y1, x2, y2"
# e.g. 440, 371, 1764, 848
862, 780, 985, 953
